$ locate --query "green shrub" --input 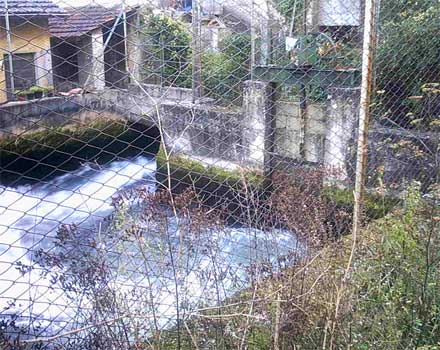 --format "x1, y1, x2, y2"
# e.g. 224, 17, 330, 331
241, 183, 440, 349
375, 1, 440, 127
143, 14, 192, 88
347, 184, 440, 349
202, 33, 251, 105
